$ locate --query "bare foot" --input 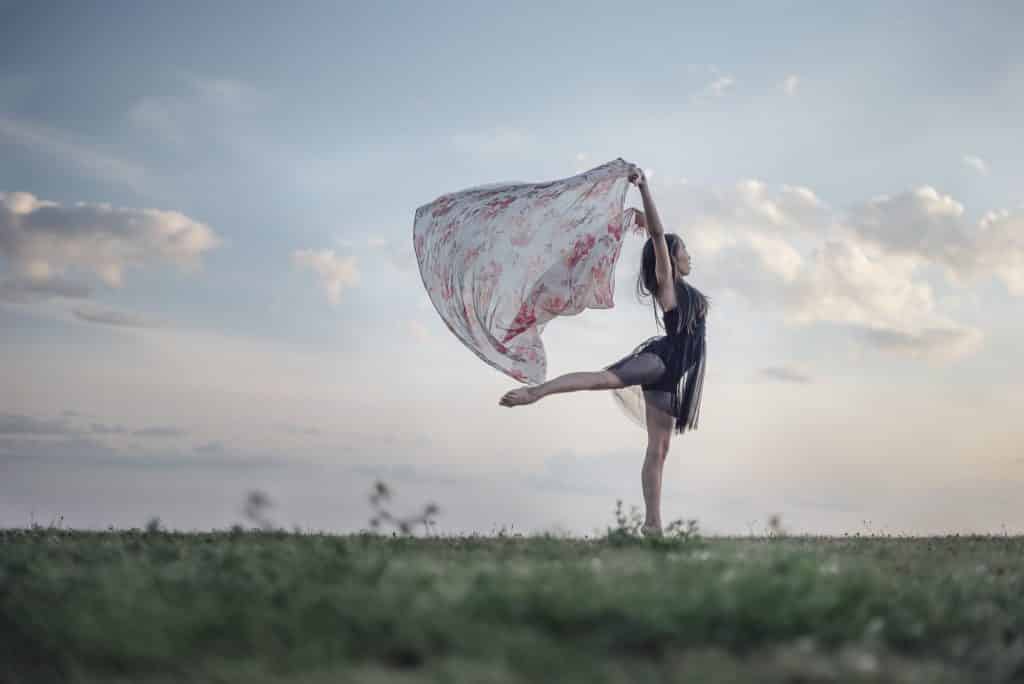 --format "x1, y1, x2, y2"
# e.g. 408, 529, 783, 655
499, 386, 540, 407
641, 524, 662, 538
